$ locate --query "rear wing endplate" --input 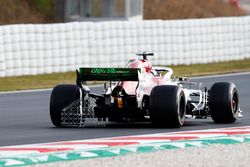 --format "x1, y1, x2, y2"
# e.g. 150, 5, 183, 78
77, 68, 139, 82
